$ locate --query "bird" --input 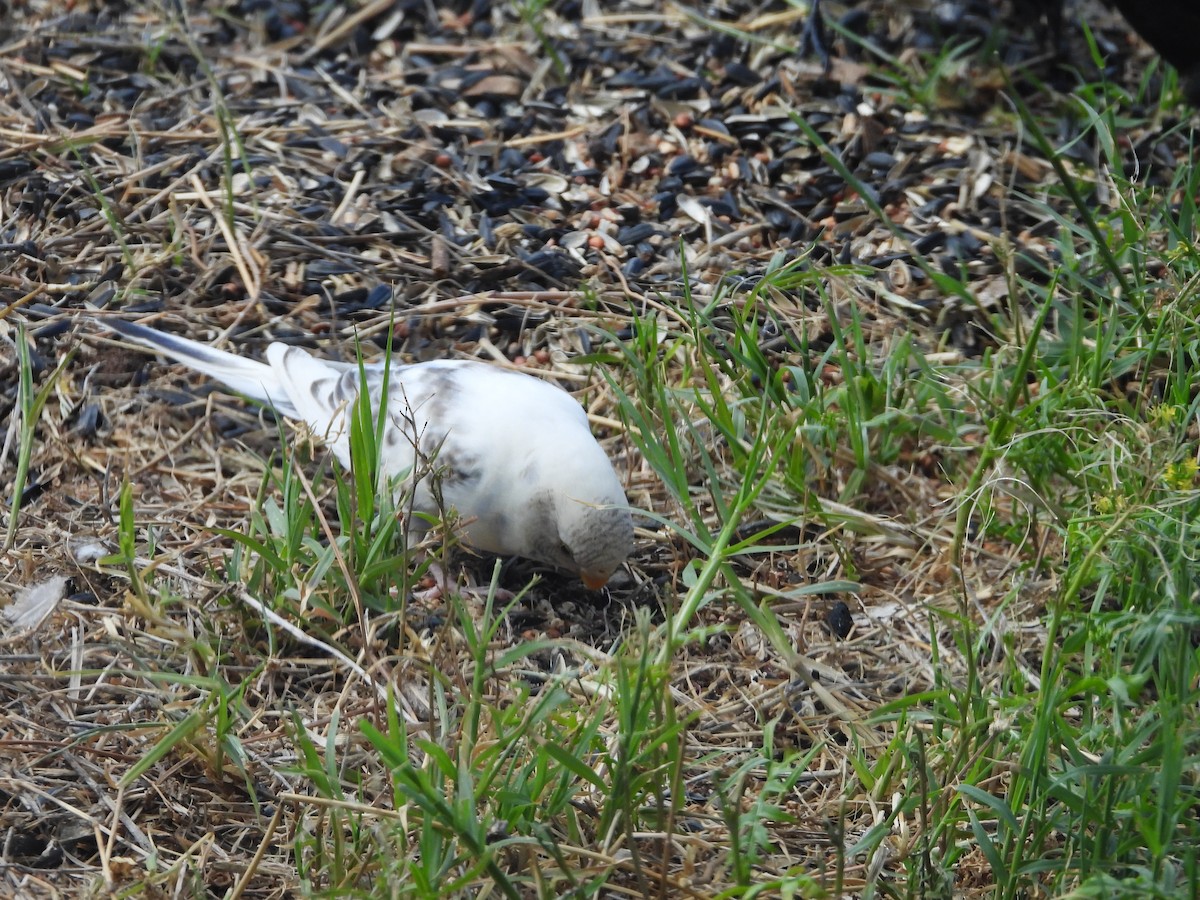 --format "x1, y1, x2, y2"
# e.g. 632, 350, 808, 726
100, 318, 635, 590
